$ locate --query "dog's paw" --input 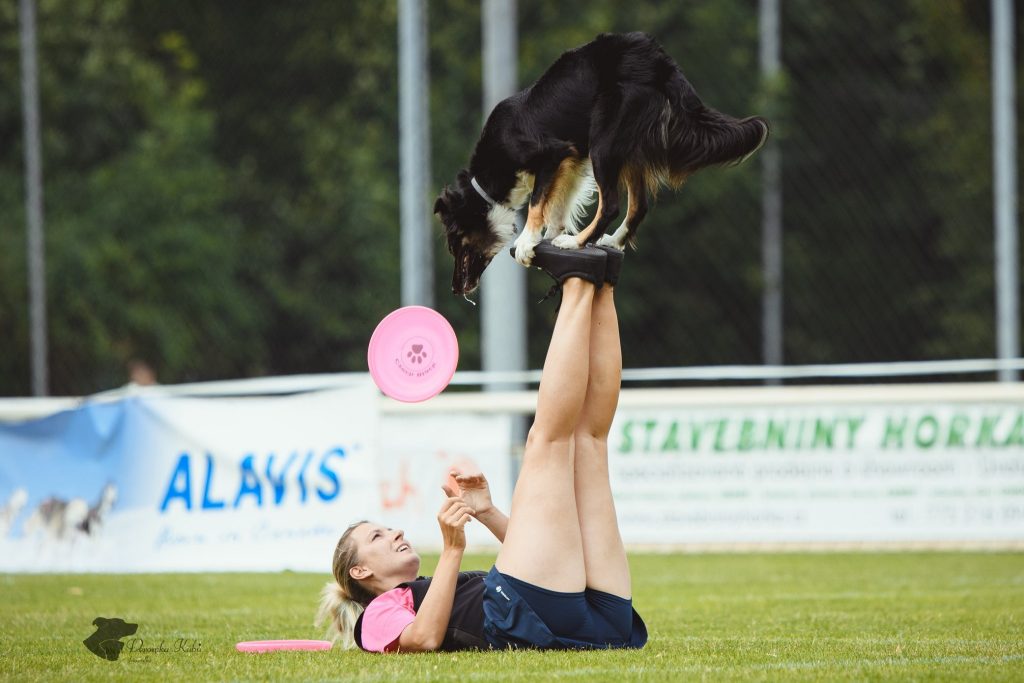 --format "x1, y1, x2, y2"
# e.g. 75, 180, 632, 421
550, 234, 580, 250
596, 233, 625, 250
543, 224, 565, 241
513, 233, 541, 266
514, 243, 535, 266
